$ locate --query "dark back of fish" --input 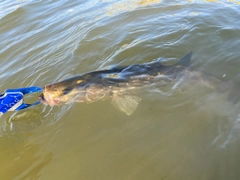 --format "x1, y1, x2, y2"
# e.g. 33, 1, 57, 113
81, 52, 192, 87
